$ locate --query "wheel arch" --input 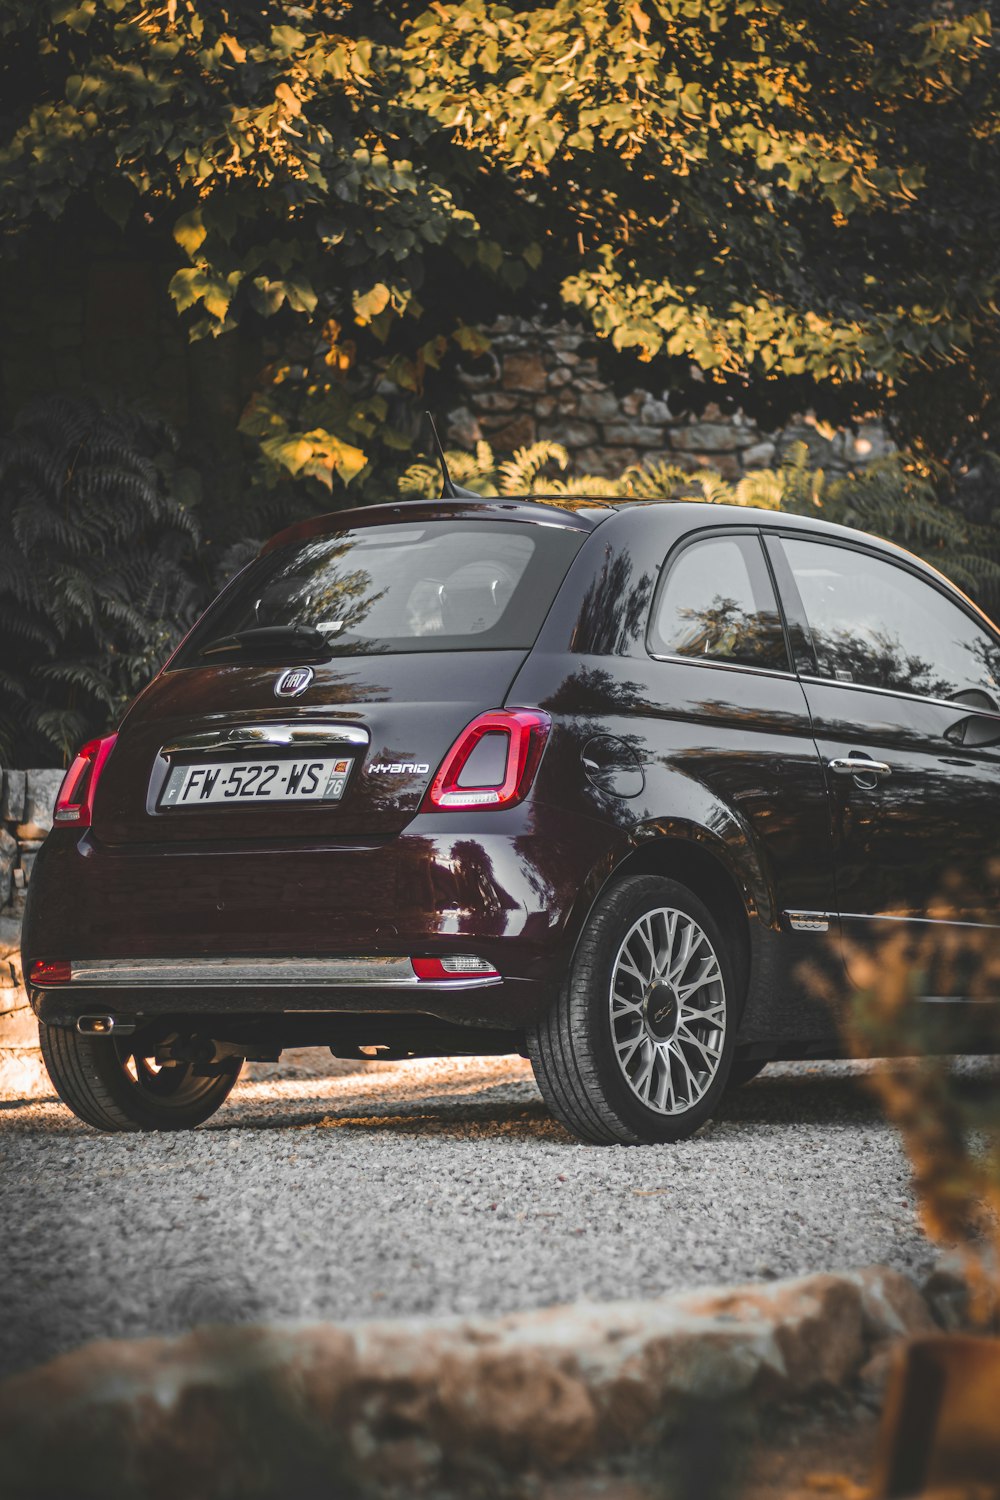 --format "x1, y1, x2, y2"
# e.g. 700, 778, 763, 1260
573, 830, 758, 1023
